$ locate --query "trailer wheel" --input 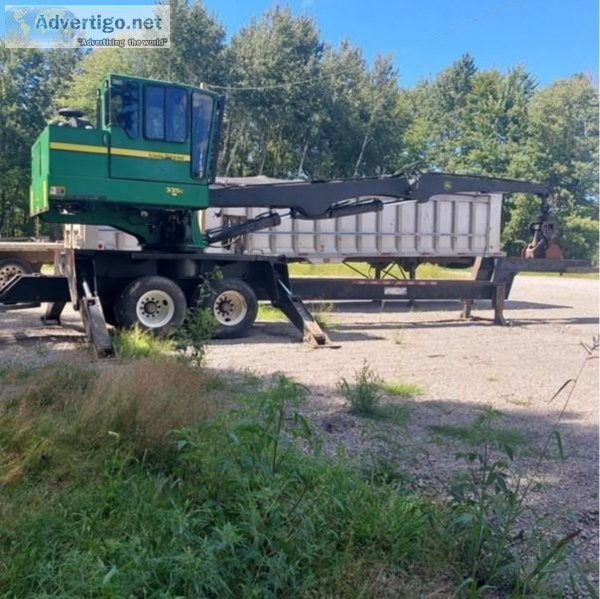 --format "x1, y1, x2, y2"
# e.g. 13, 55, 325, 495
0, 258, 33, 290
116, 276, 186, 335
200, 278, 258, 338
